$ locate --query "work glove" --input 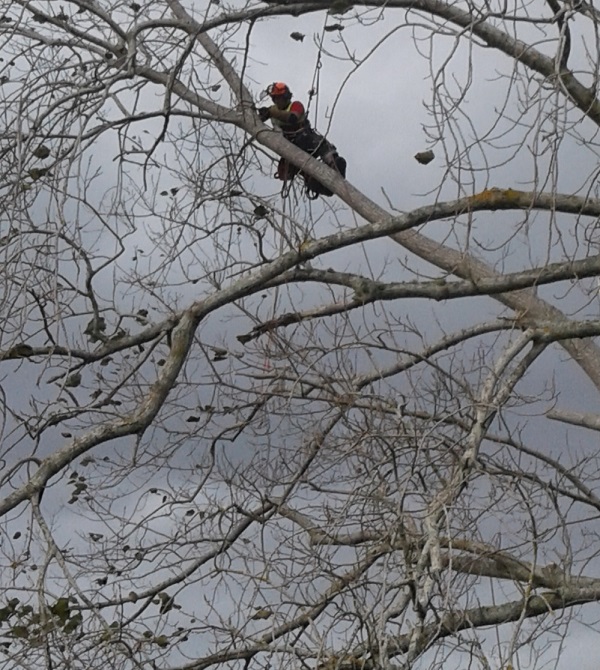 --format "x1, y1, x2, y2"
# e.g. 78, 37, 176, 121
258, 106, 271, 122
